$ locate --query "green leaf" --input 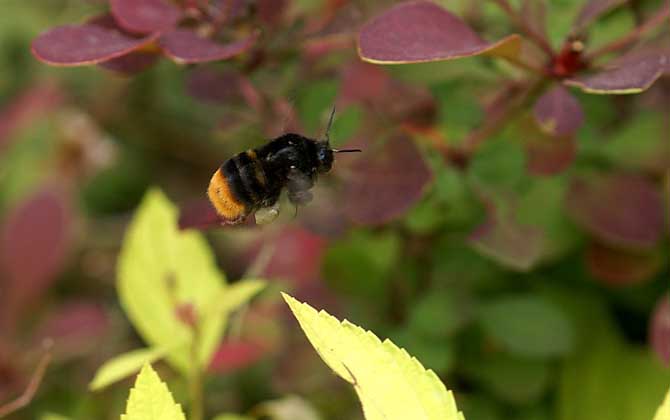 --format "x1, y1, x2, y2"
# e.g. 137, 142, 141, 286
90, 347, 173, 391
479, 295, 575, 358
121, 364, 186, 420
282, 293, 465, 420
654, 388, 670, 420
117, 189, 263, 374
